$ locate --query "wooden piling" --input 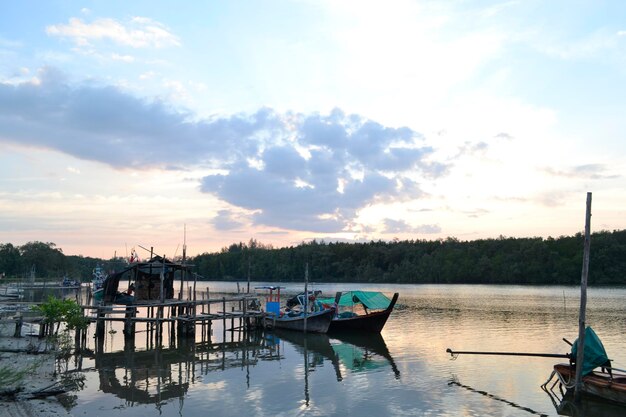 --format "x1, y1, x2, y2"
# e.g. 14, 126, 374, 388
13, 315, 23, 338
575, 192, 592, 399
